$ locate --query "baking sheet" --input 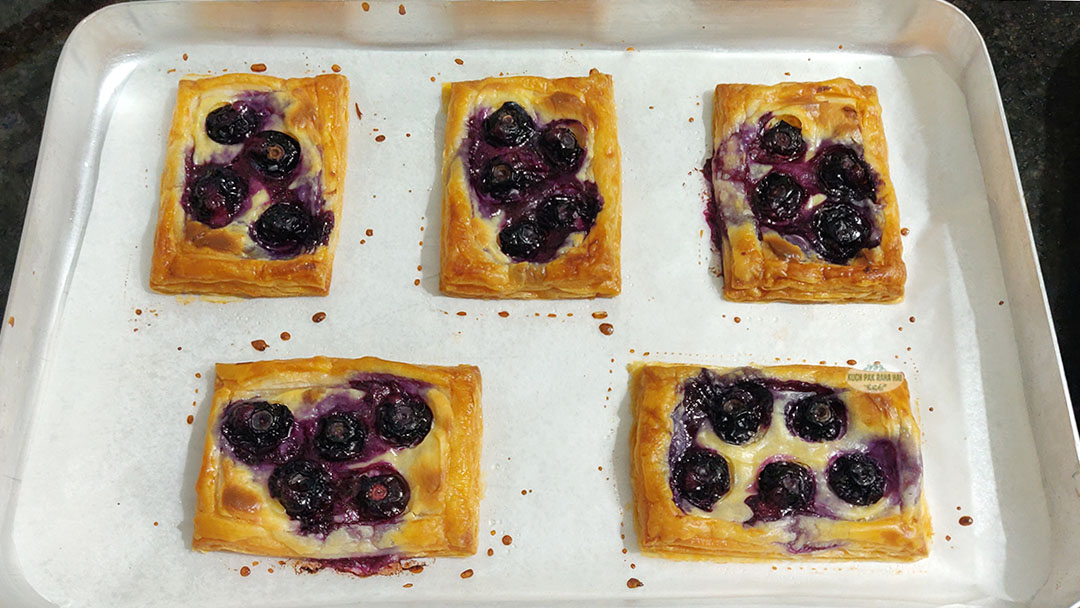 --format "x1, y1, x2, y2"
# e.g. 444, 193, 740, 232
1, 1, 1077, 607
